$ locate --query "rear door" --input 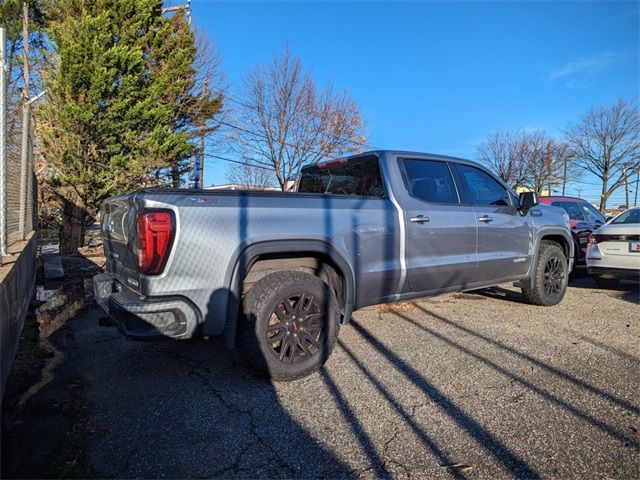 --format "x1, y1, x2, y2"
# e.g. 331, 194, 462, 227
453, 163, 530, 281
400, 158, 478, 292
